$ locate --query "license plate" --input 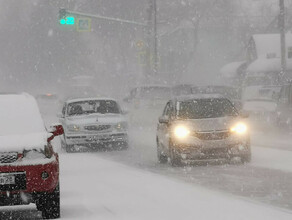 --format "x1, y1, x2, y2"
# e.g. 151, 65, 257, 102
0, 175, 15, 185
